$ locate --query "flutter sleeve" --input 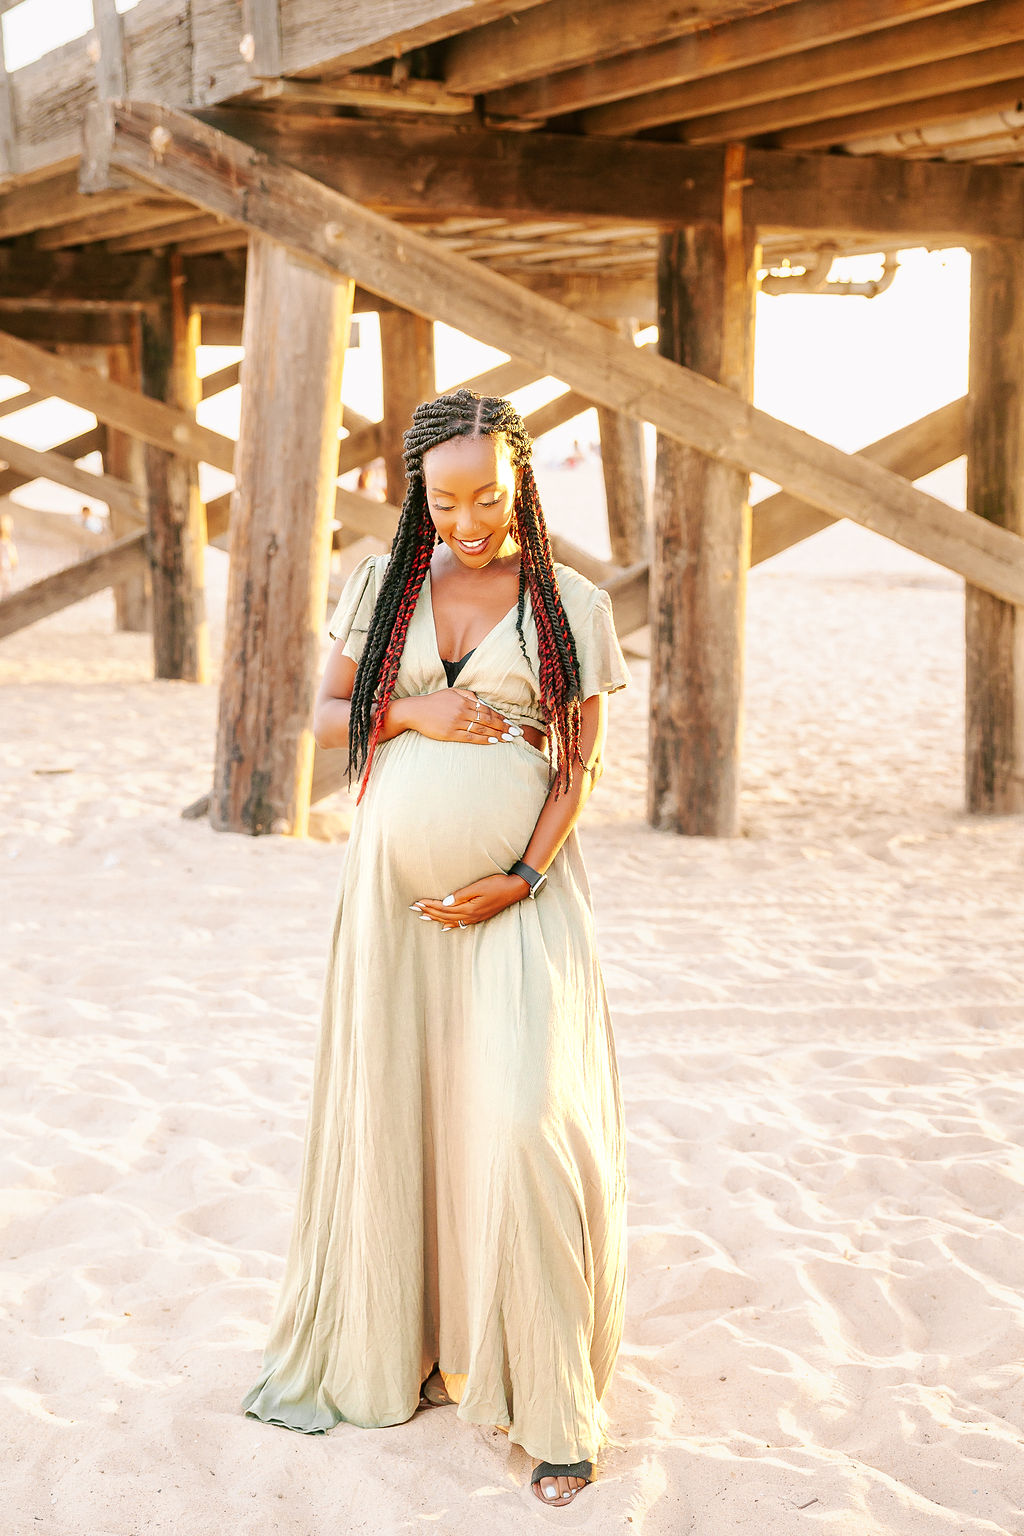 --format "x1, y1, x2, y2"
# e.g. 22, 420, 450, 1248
327, 553, 381, 664
575, 586, 632, 701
